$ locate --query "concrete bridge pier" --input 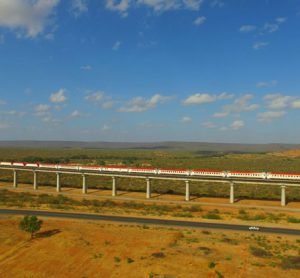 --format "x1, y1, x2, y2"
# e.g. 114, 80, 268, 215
230, 182, 235, 204
281, 185, 286, 207
56, 173, 61, 192
82, 174, 87, 194
112, 176, 117, 197
185, 180, 190, 201
33, 171, 38, 190
146, 178, 151, 199
13, 170, 18, 188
